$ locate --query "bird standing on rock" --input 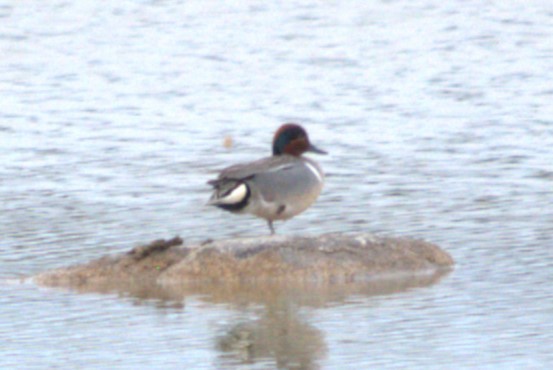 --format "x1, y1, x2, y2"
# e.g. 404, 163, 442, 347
208, 123, 326, 235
